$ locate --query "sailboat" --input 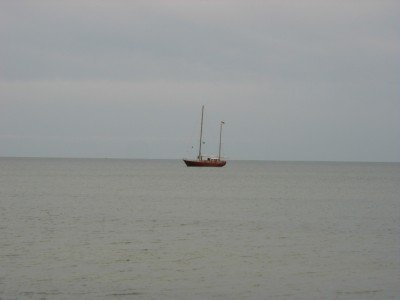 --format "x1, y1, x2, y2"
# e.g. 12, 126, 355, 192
183, 106, 226, 167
